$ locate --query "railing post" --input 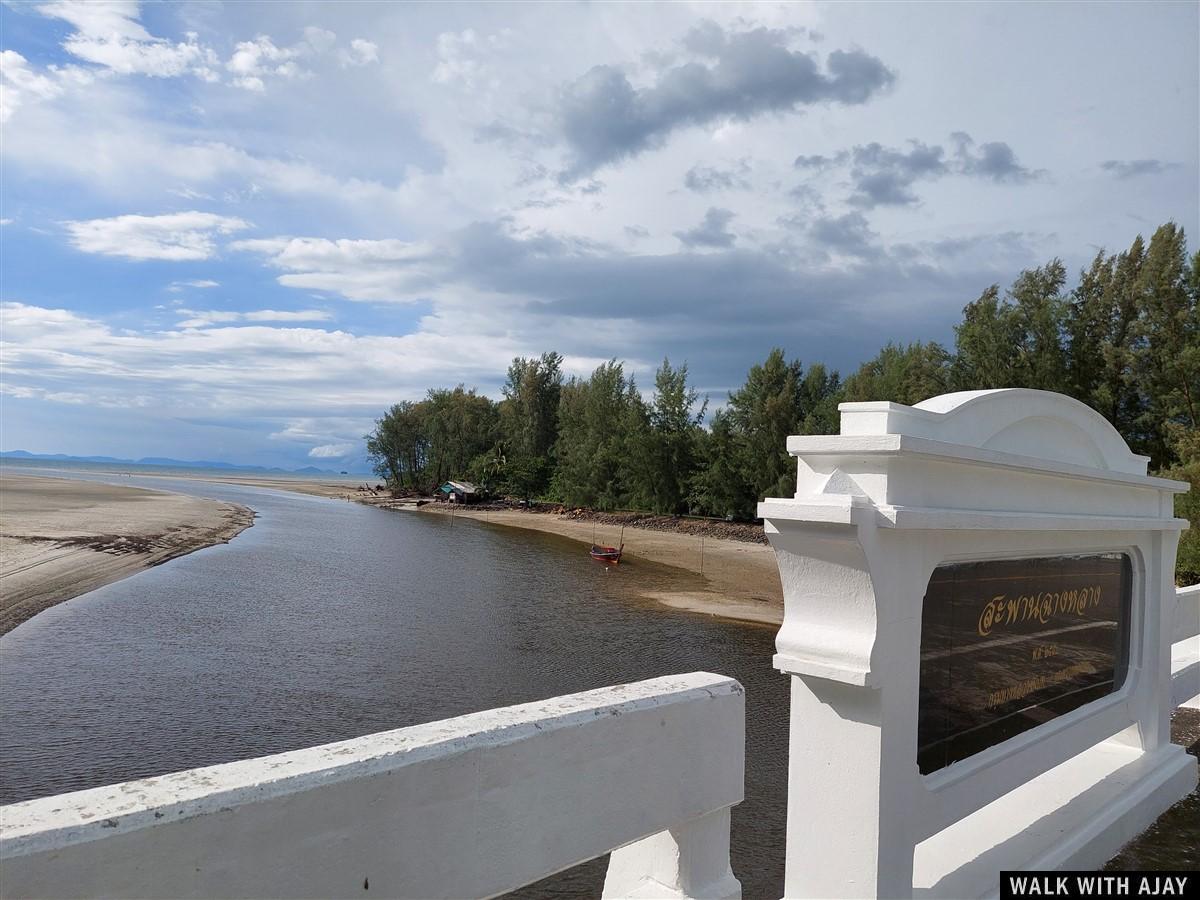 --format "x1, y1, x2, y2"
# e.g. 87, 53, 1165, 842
603, 807, 741, 900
